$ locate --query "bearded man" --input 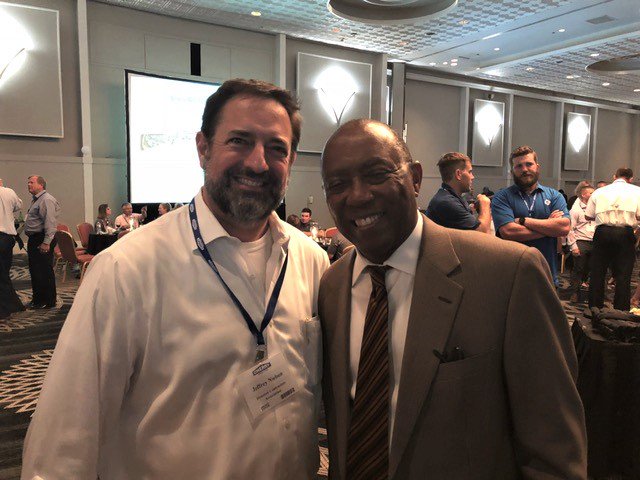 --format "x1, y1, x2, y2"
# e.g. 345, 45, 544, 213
491, 145, 570, 285
22, 79, 329, 480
